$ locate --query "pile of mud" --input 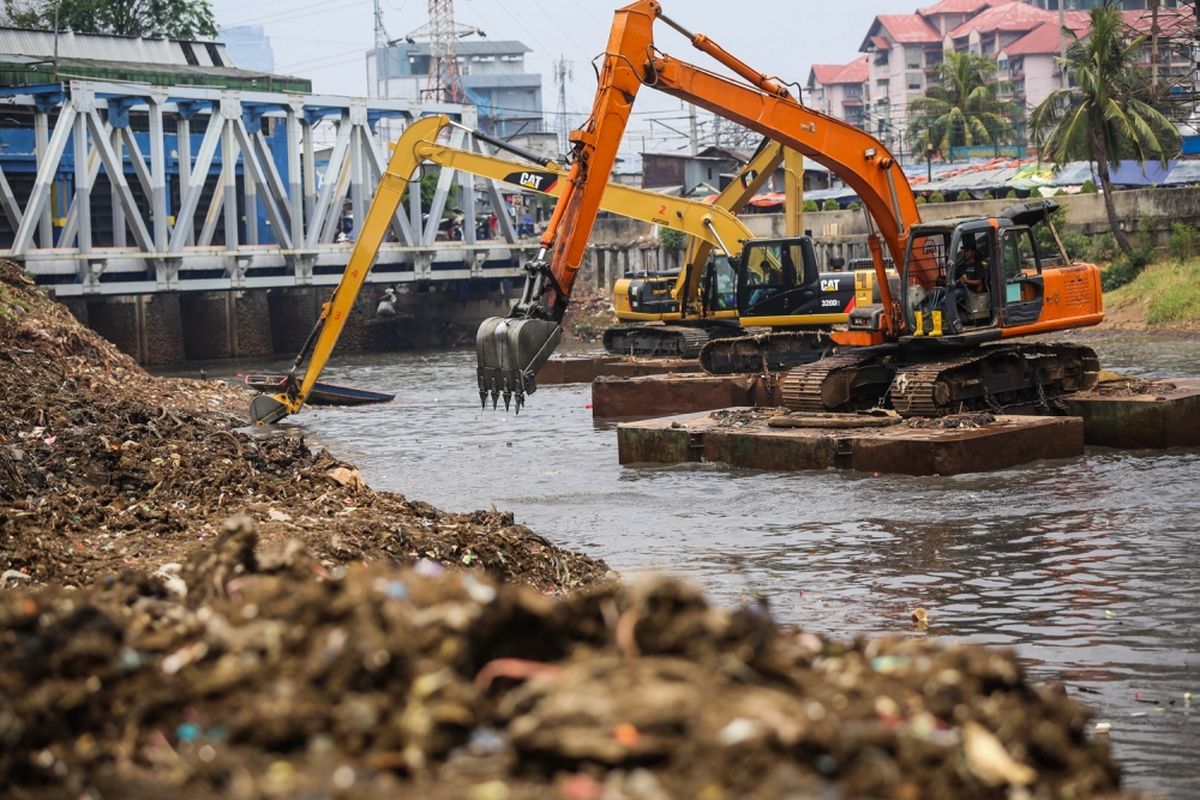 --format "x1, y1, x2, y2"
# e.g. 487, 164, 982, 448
0, 264, 1128, 798
0, 262, 606, 594
0, 520, 1121, 800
